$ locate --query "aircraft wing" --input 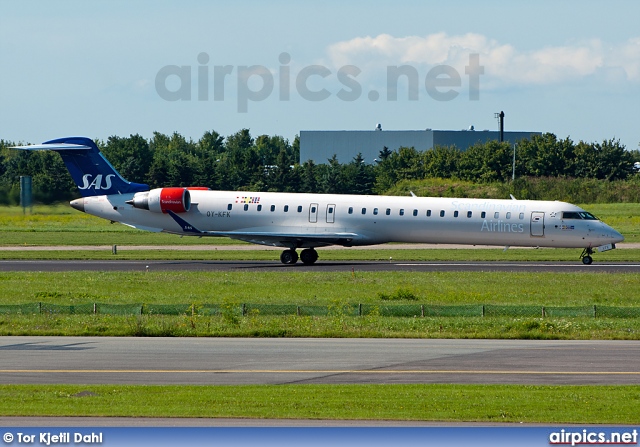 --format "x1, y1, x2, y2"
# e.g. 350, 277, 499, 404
121, 222, 164, 233
217, 232, 358, 248
166, 210, 359, 248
